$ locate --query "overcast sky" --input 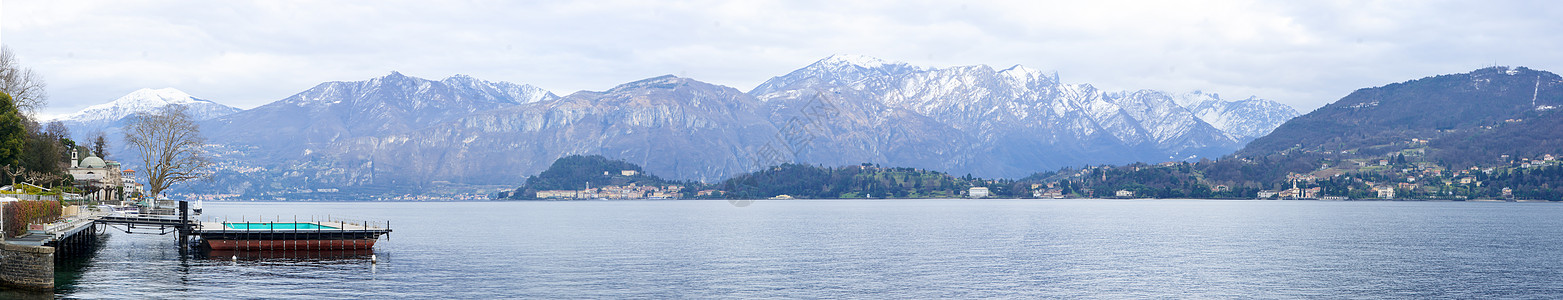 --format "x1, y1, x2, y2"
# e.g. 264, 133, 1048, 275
5, 1, 1562, 117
